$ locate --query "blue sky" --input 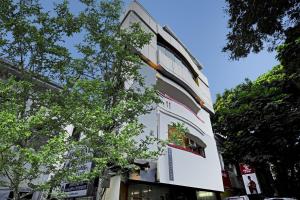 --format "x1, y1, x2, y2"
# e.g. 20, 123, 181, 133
124, 0, 279, 102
